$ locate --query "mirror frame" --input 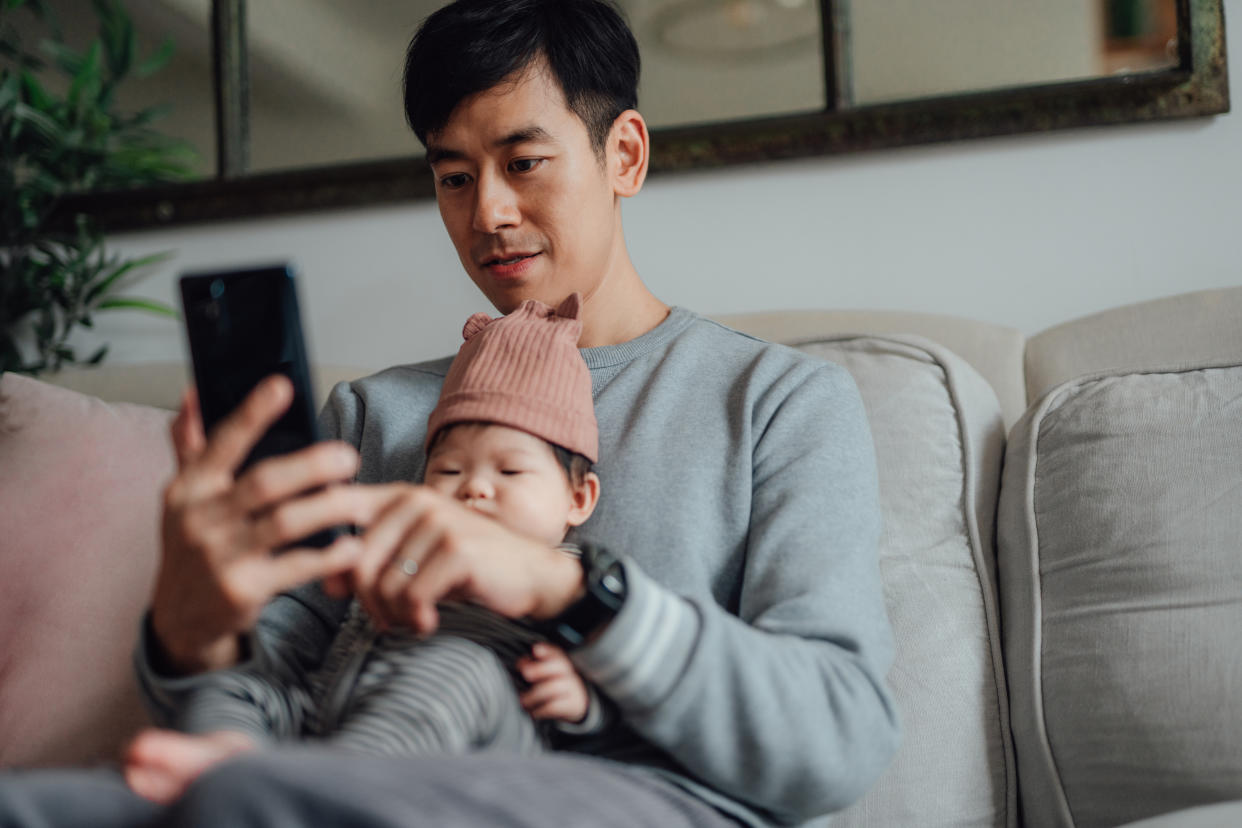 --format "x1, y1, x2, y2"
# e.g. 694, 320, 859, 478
62, 0, 1228, 233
